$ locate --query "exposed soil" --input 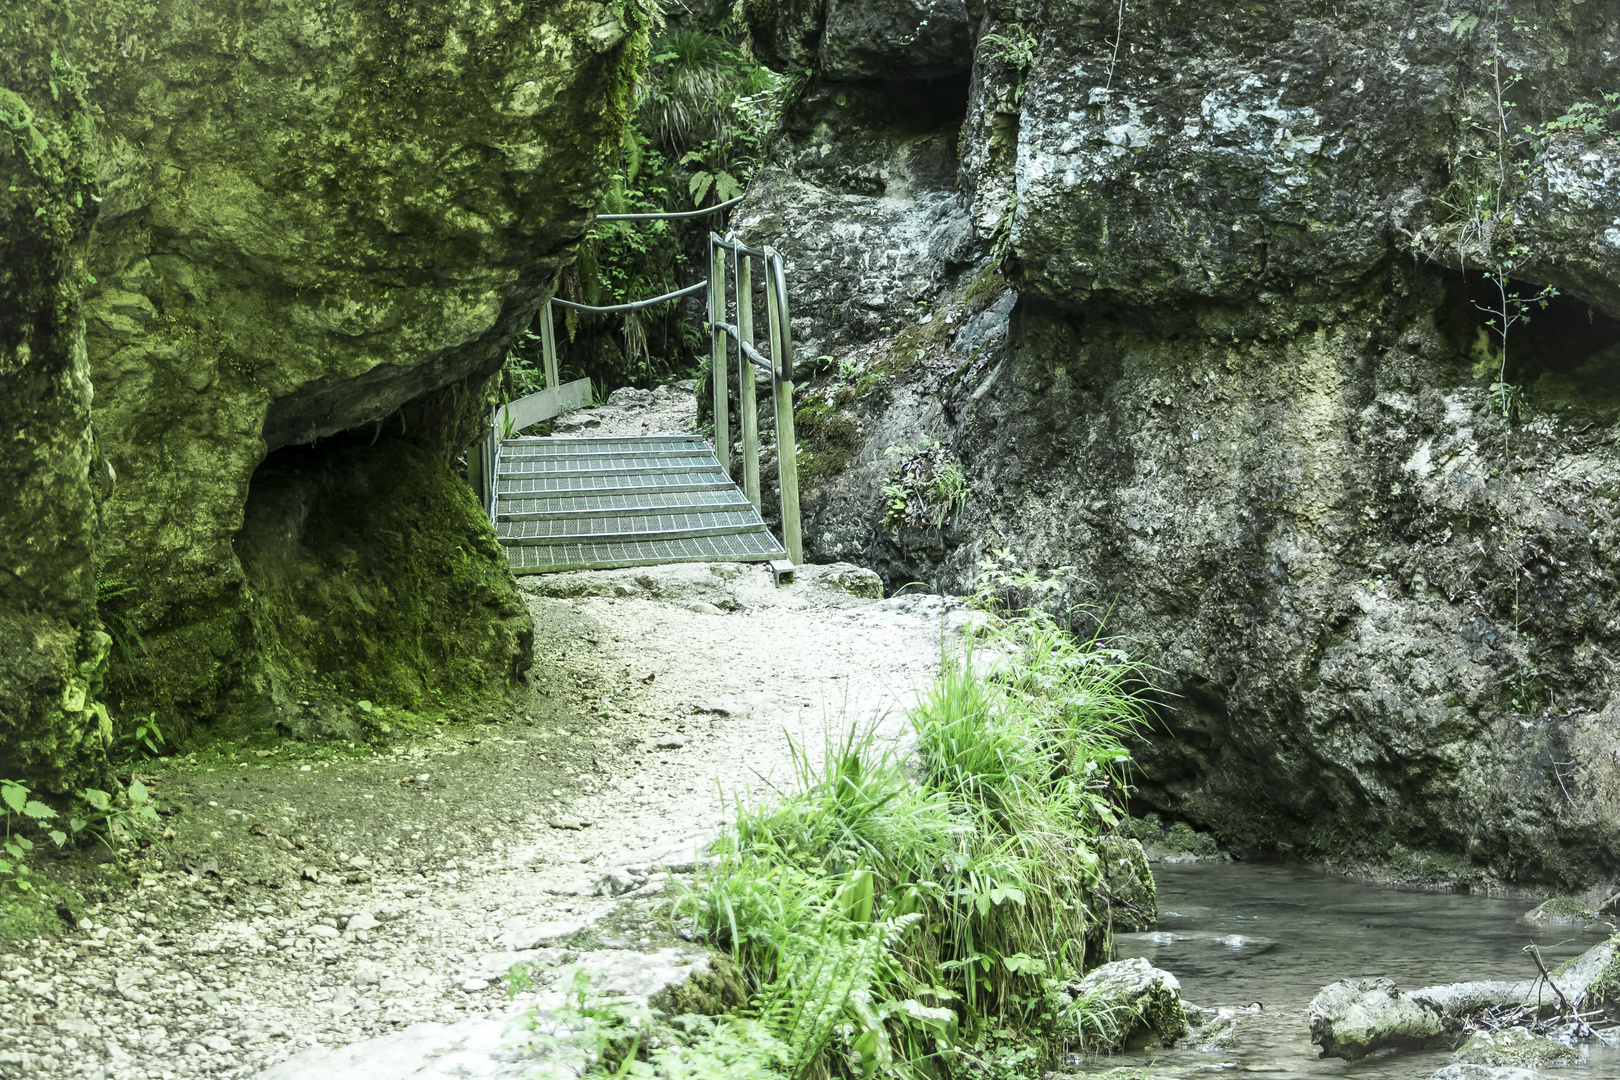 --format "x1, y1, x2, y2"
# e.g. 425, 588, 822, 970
0, 388, 976, 1080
